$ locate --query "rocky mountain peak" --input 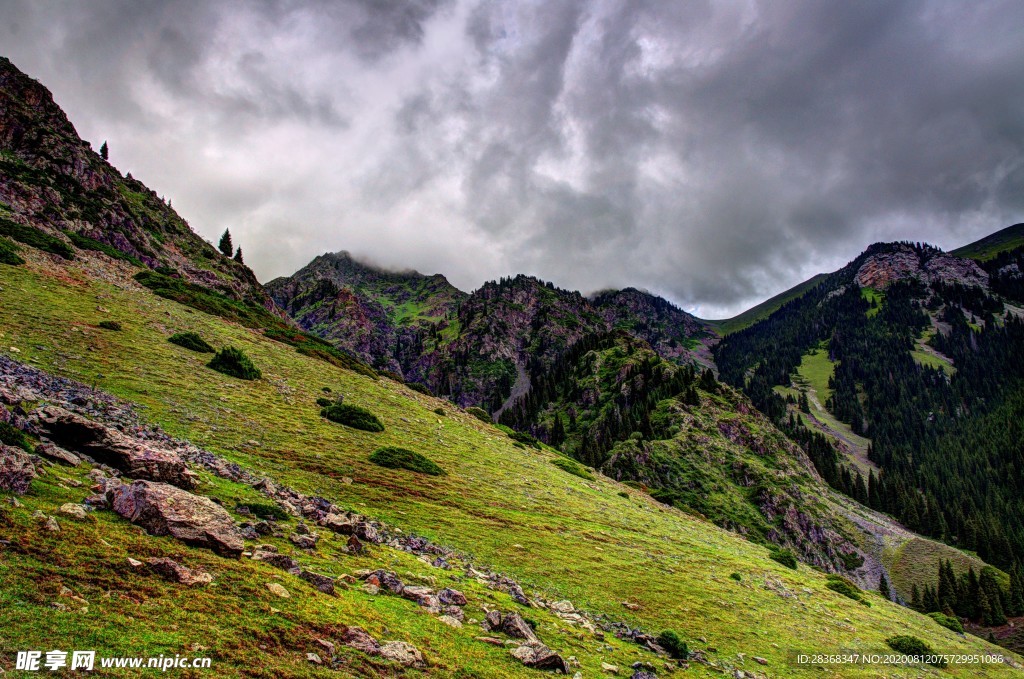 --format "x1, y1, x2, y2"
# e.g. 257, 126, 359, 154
854, 242, 988, 290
